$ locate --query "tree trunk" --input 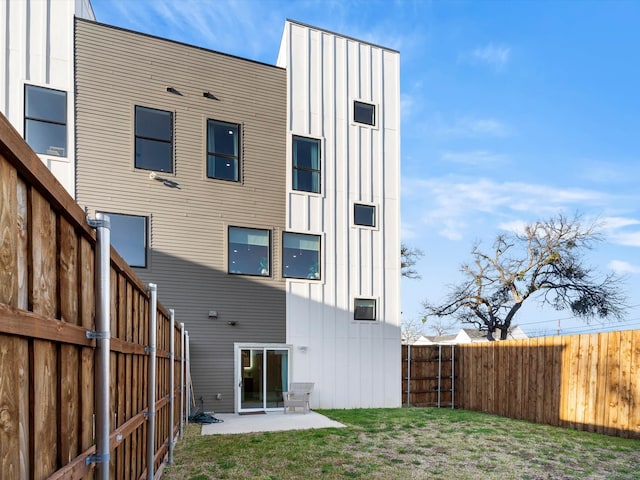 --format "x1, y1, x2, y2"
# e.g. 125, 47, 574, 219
487, 327, 496, 341
499, 327, 509, 340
